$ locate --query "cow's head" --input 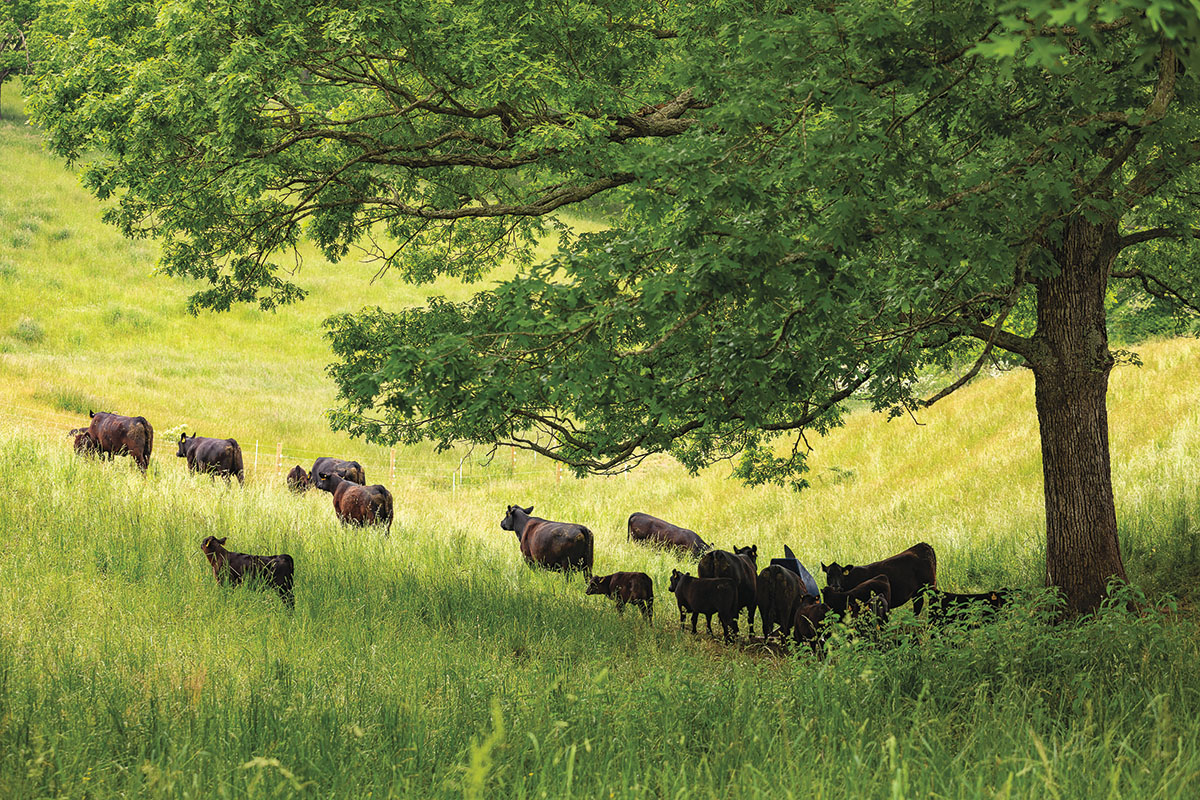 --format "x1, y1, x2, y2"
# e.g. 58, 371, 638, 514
70, 428, 98, 455
200, 536, 228, 554
735, 544, 758, 564
584, 575, 609, 596
821, 562, 853, 591
314, 471, 339, 492
500, 505, 533, 536
668, 569, 684, 592
177, 433, 192, 457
